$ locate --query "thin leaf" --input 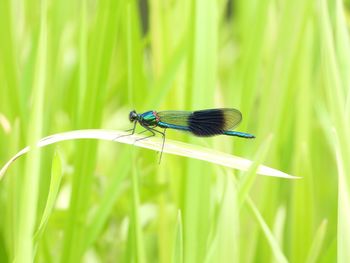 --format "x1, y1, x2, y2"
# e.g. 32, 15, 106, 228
172, 210, 183, 263
272, 206, 286, 249
305, 220, 328, 263
34, 150, 63, 240
83, 150, 131, 249
332, 128, 350, 261
0, 129, 298, 180
247, 197, 288, 263
238, 134, 274, 206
